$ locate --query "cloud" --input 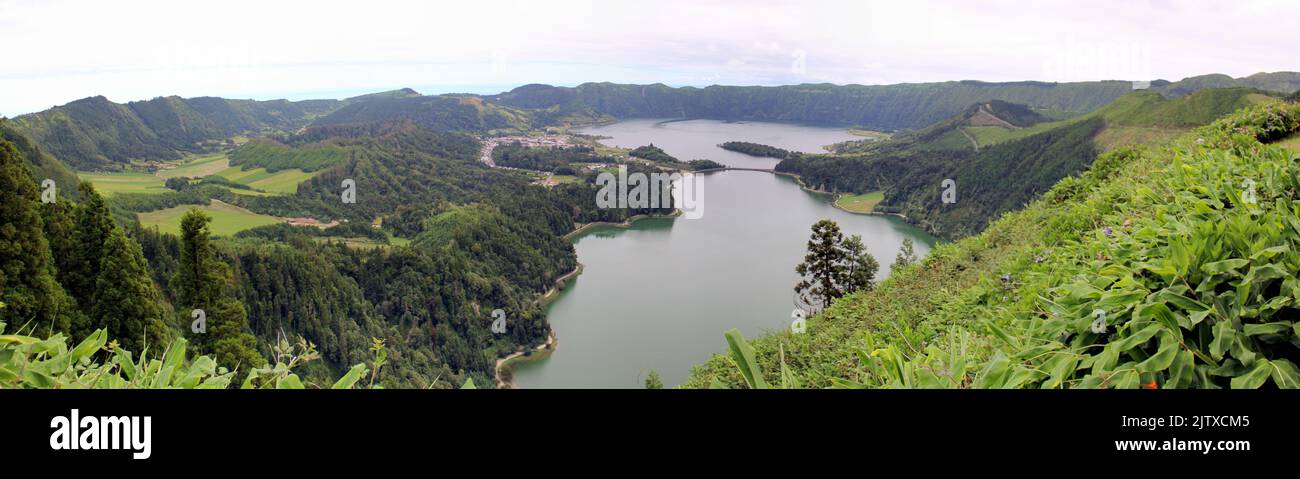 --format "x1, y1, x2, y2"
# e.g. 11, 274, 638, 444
1, 0, 1296, 116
